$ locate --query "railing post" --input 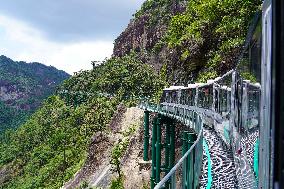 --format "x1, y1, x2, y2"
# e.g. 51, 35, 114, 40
187, 132, 197, 189
165, 119, 171, 188
182, 131, 189, 189
151, 117, 158, 189
143, 111, 150, 161
170, 119, 176, 189
156, 115, 162, 183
